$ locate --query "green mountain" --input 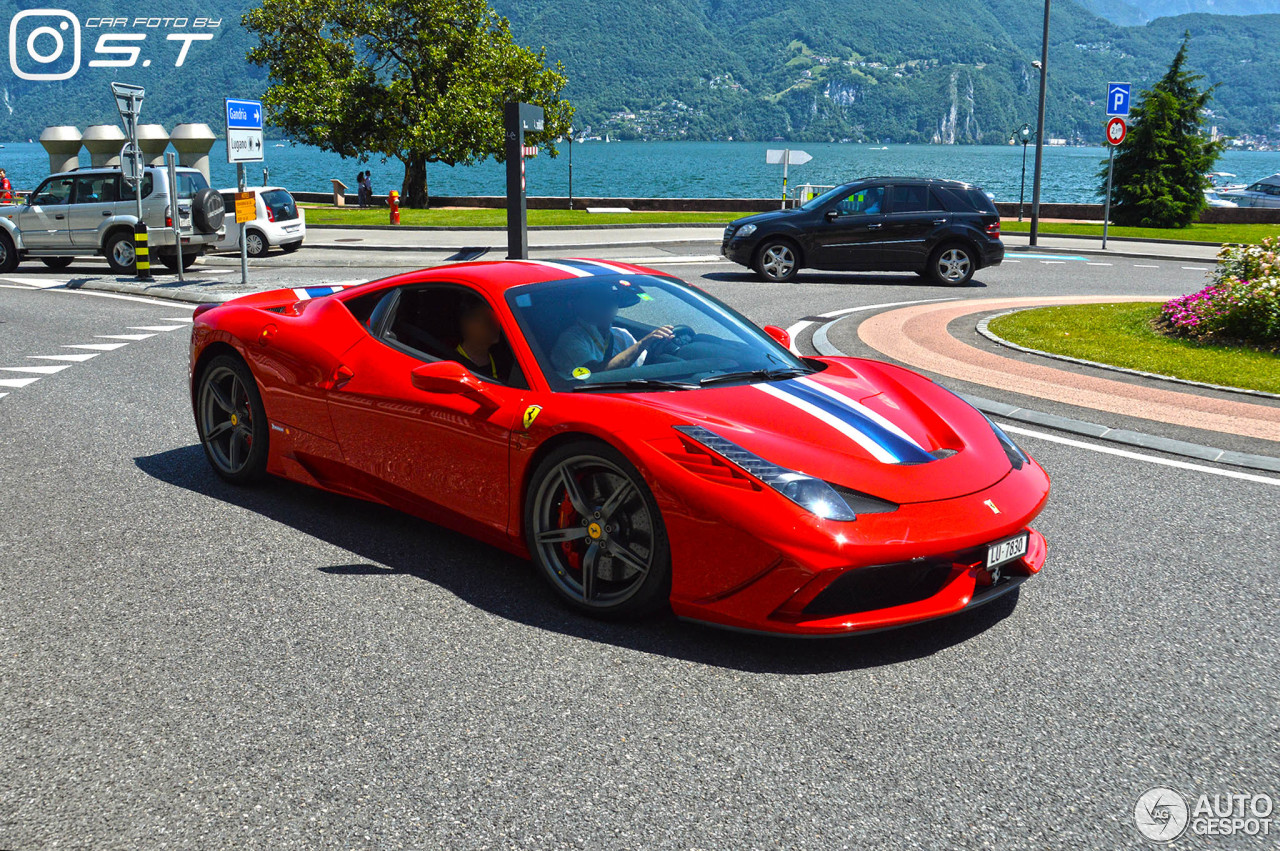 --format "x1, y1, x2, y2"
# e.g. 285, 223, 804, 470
1079, 0, 1280, 25
1, 0, 1277, 146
